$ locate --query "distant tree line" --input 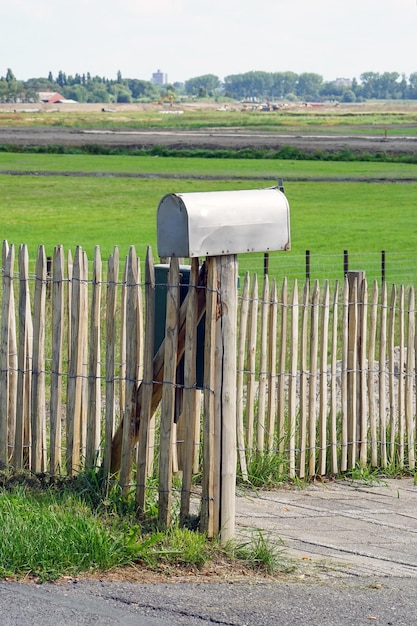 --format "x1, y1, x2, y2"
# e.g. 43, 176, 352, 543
222, 70, 417, 102
1, 68, 417, 103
